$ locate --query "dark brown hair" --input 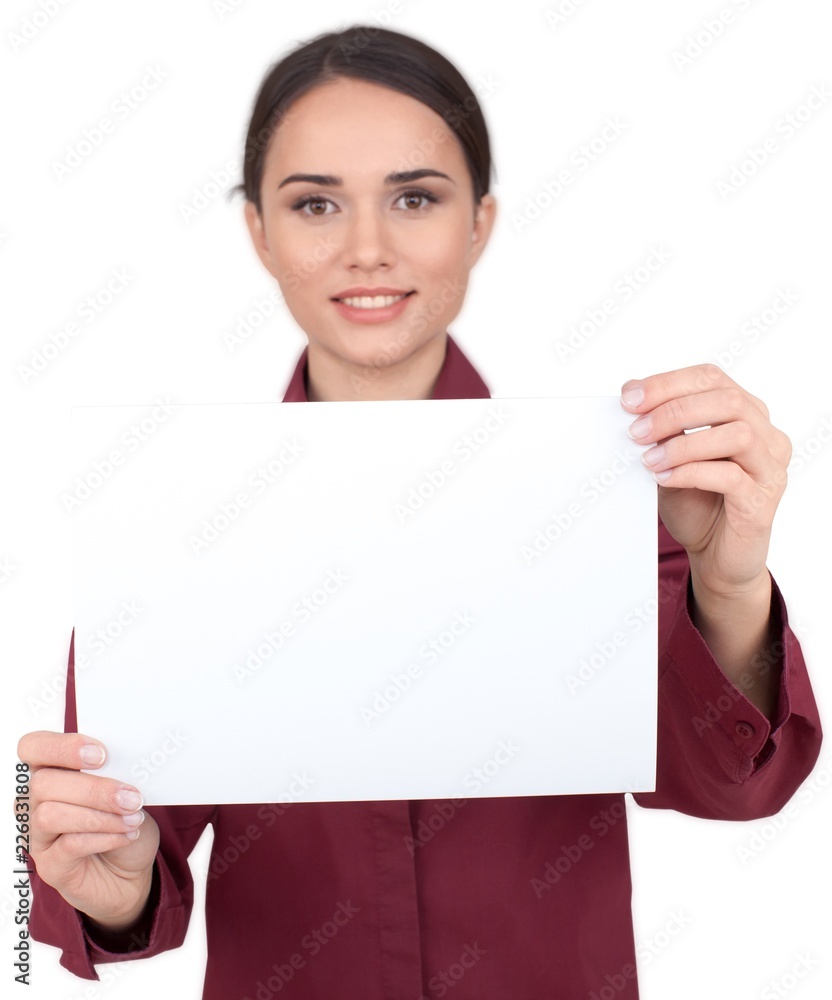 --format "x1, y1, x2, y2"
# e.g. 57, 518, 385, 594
233, 24, 493, 213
